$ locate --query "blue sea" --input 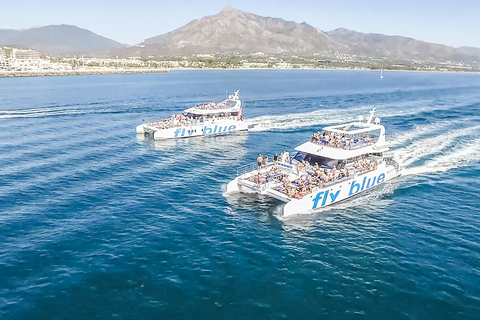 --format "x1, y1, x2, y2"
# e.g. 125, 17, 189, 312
1, 70, 480, 319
